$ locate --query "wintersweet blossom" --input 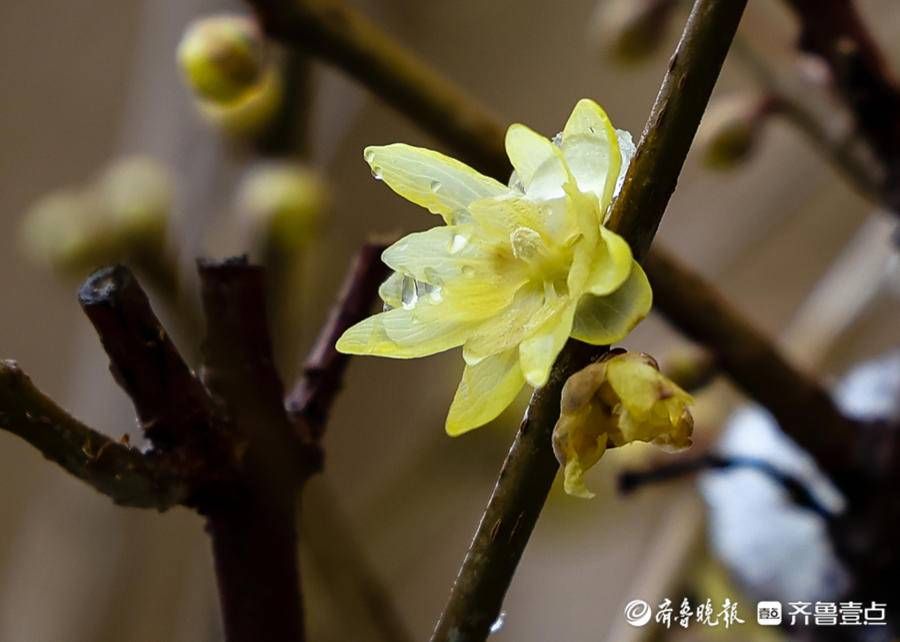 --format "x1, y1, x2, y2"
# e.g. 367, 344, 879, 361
552, 351, 693, 498
336, 99, 653, 435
